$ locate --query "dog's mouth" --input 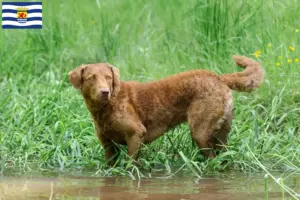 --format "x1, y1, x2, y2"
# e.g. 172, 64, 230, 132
89, 90, 111, 103
101, 94, 110, 101
98, 92, 111, 102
